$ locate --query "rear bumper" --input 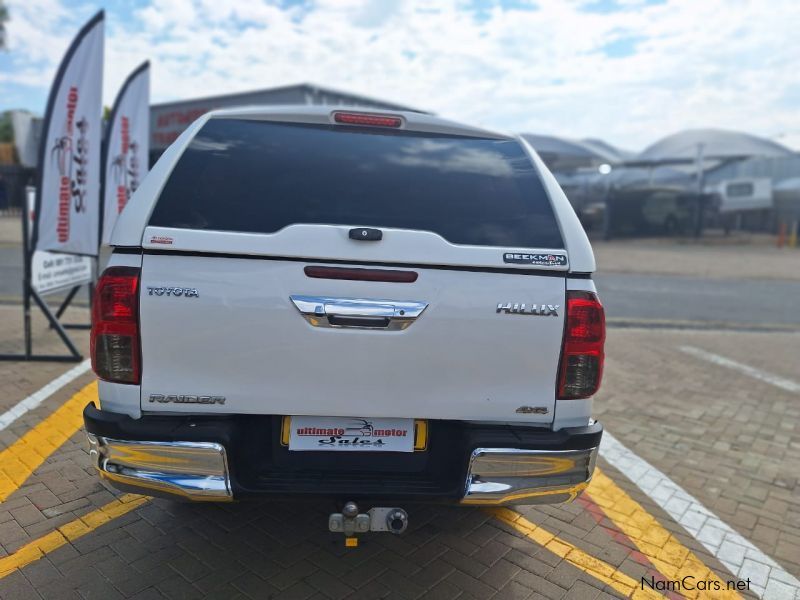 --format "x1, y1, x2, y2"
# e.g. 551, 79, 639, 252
83, 403, 601, 506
